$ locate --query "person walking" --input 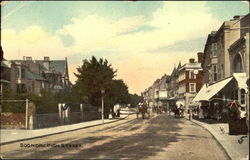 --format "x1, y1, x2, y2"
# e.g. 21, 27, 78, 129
188, 109, 192, 120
